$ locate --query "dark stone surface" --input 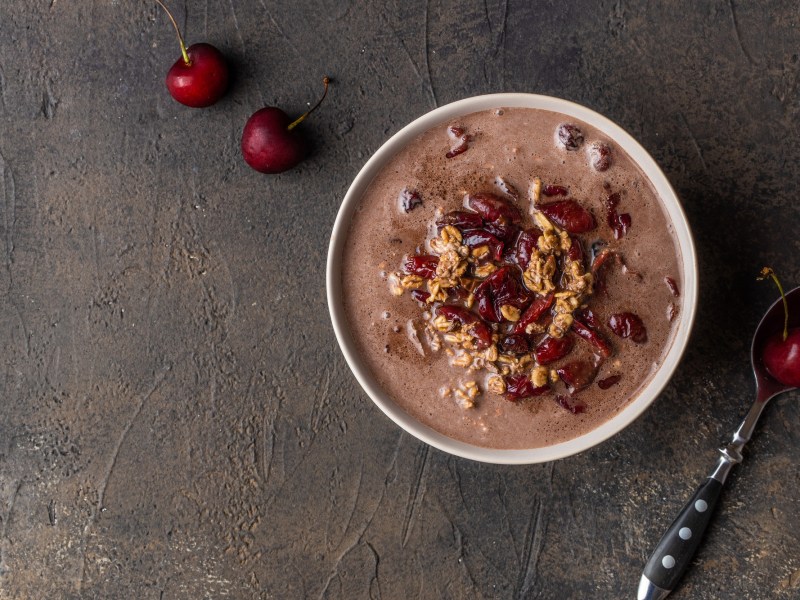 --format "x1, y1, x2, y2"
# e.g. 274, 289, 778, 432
0, 1, 798, 598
